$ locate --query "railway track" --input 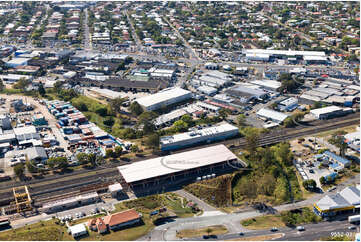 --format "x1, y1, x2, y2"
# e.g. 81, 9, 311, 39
0, 114, 358, 207
230, 118, 360, 149
0, 170, 119, 206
